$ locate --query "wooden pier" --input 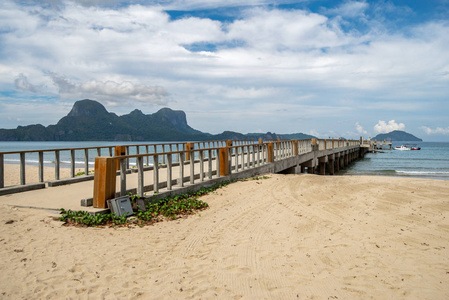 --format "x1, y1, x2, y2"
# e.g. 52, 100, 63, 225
0, 138, 367, 212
